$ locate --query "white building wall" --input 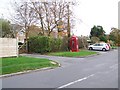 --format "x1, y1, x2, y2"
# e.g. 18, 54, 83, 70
0, 38, 18, 57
